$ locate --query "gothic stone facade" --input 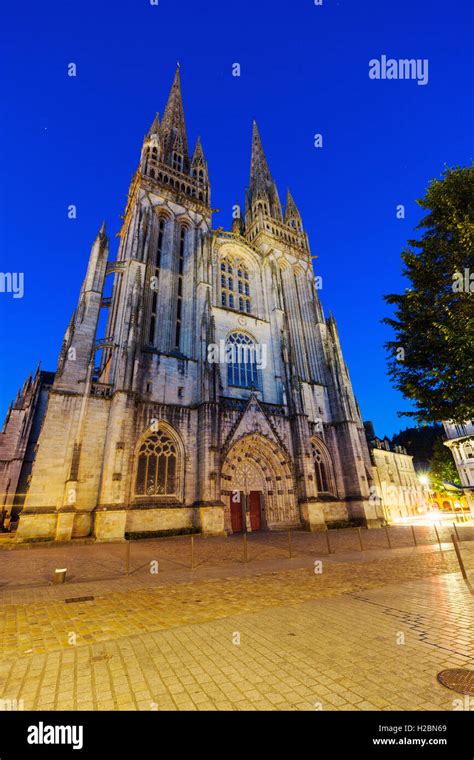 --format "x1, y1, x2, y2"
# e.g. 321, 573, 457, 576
0, 369, 55, 529
5, 67, 381, 542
